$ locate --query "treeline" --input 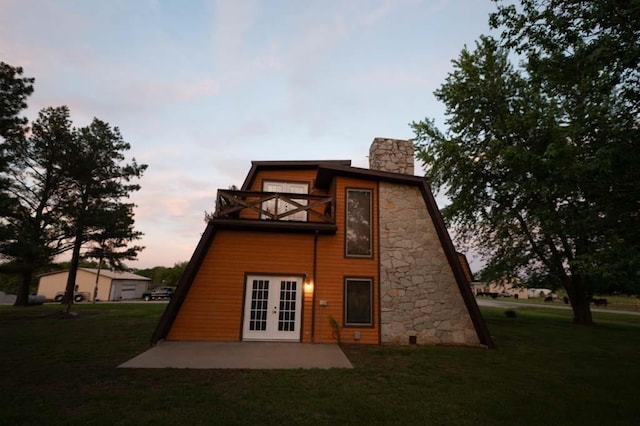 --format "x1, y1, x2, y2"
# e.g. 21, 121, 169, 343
136, 262, 188, 288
